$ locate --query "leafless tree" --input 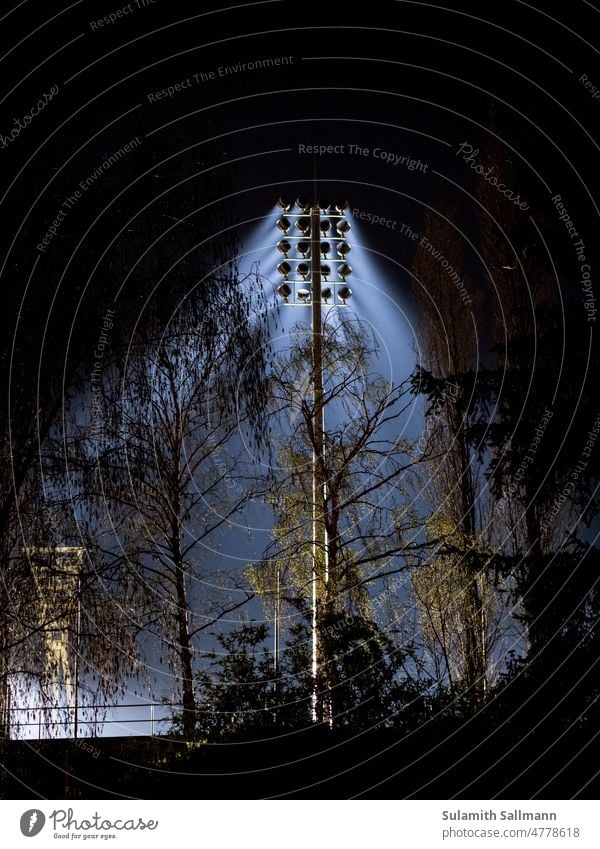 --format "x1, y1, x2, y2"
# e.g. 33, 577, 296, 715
90, 284, 268, 738
249, 313, 434, 721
